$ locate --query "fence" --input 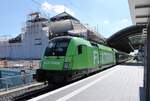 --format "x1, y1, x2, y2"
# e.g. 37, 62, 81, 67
0, 73, 35, 91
